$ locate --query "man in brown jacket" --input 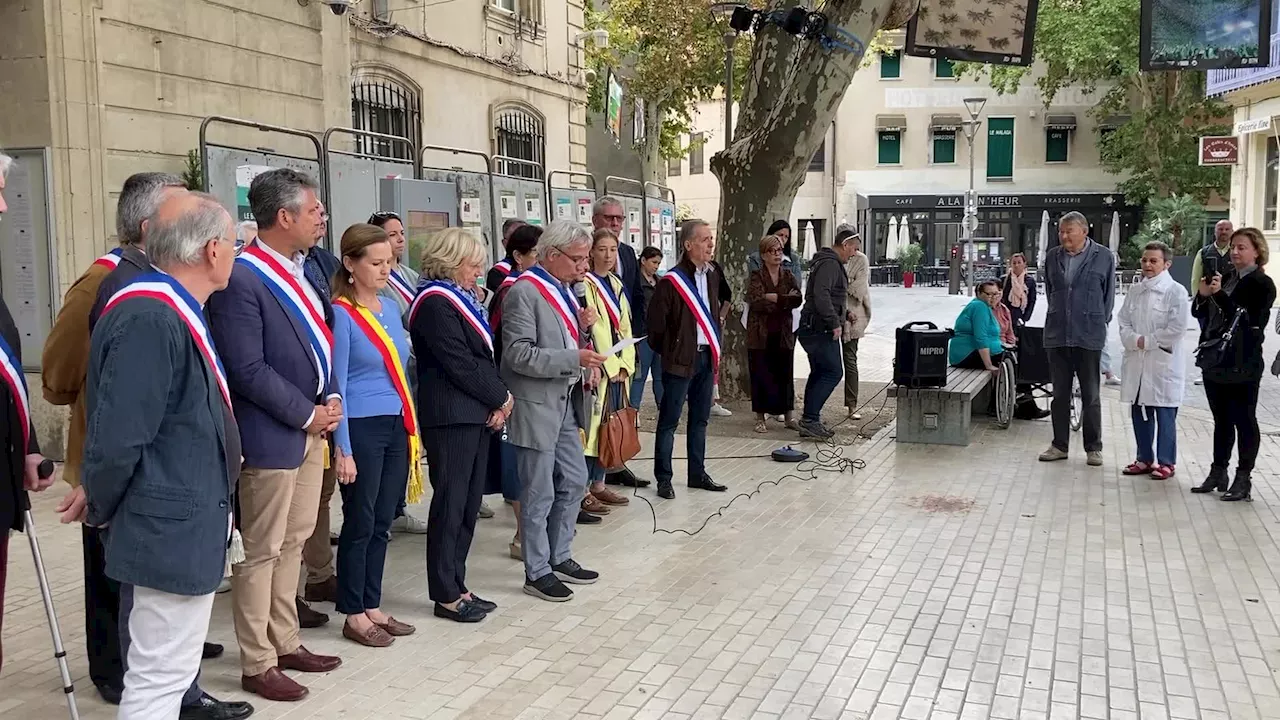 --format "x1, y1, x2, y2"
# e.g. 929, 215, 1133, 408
646, 220, 730, 500
841, 227, 871, 419
41, 172, 186, 704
